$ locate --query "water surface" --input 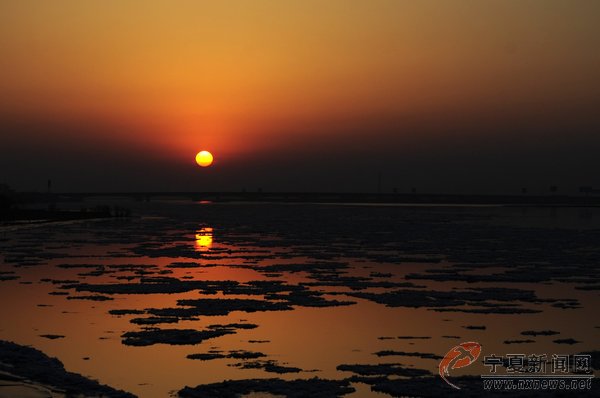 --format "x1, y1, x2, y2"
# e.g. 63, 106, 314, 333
1, 202, 598, 396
